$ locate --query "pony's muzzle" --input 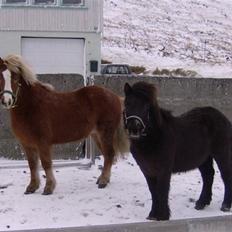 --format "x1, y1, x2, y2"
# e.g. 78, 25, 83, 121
126, 118, 146, 139
1, 92, 14, 109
